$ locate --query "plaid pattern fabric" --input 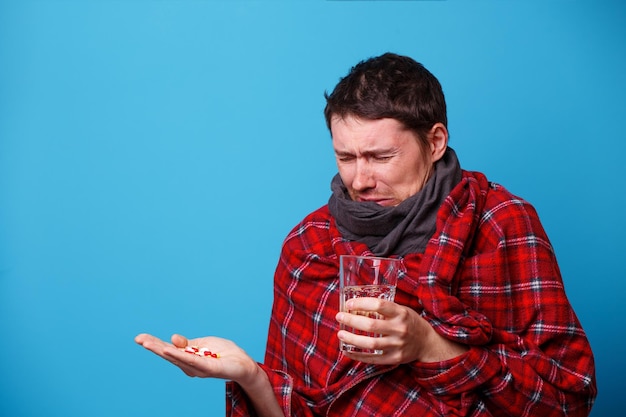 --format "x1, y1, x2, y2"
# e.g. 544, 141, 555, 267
226, 170, 596, 416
